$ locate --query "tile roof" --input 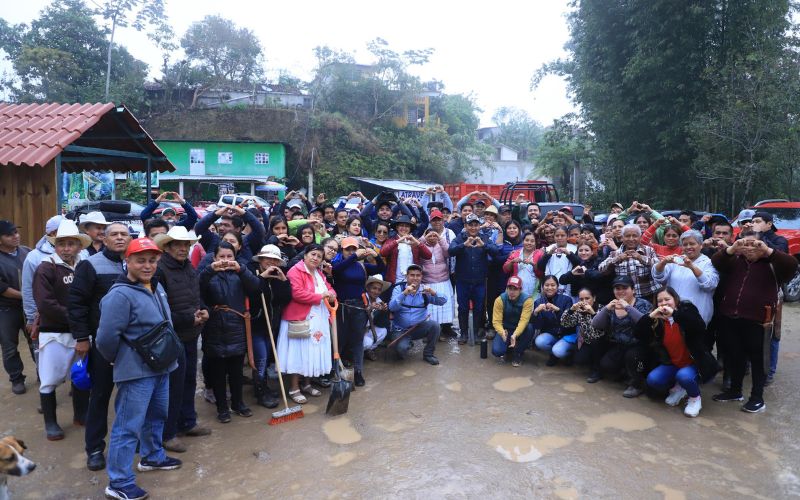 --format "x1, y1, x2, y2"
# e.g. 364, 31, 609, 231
0, 102, 174, 172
